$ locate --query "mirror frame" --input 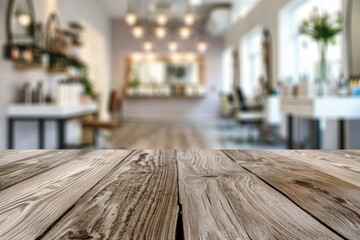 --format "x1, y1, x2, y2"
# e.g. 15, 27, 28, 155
125, 54, 205, 87
6, 0, 36, 45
